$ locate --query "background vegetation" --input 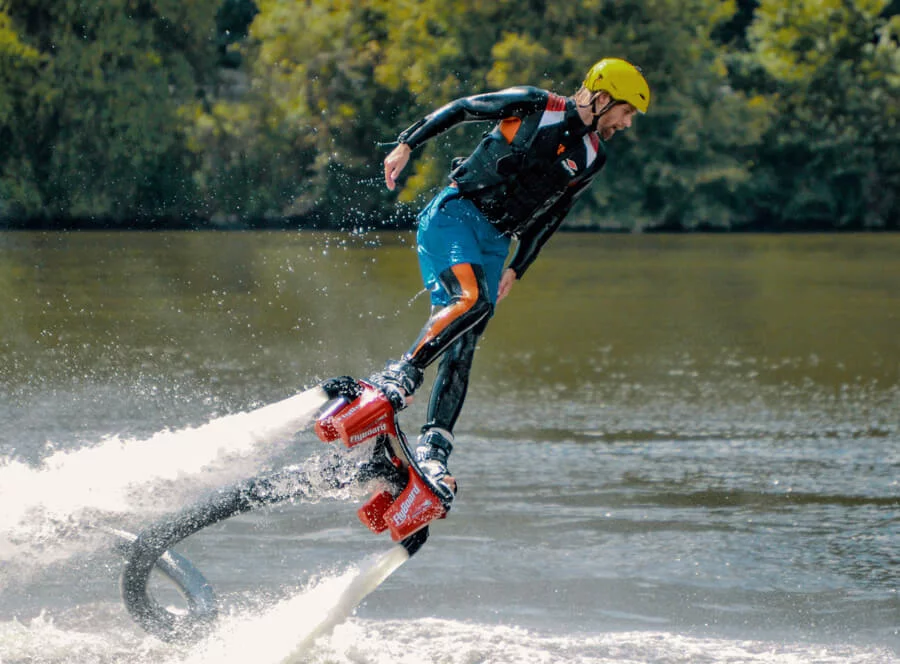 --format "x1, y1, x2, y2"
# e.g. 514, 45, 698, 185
0, 0, 897, 230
